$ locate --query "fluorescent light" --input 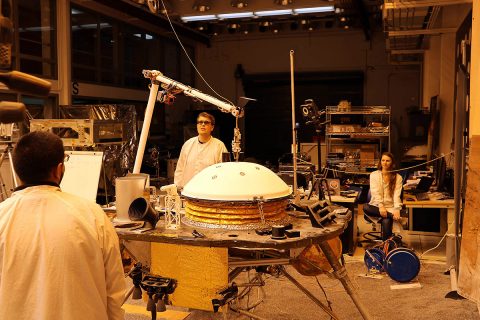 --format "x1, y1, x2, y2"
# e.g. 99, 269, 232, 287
181, 15, 217, 22
293, 6, 335, 14
254, 9, 293, 17
217, 12, 254, 19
